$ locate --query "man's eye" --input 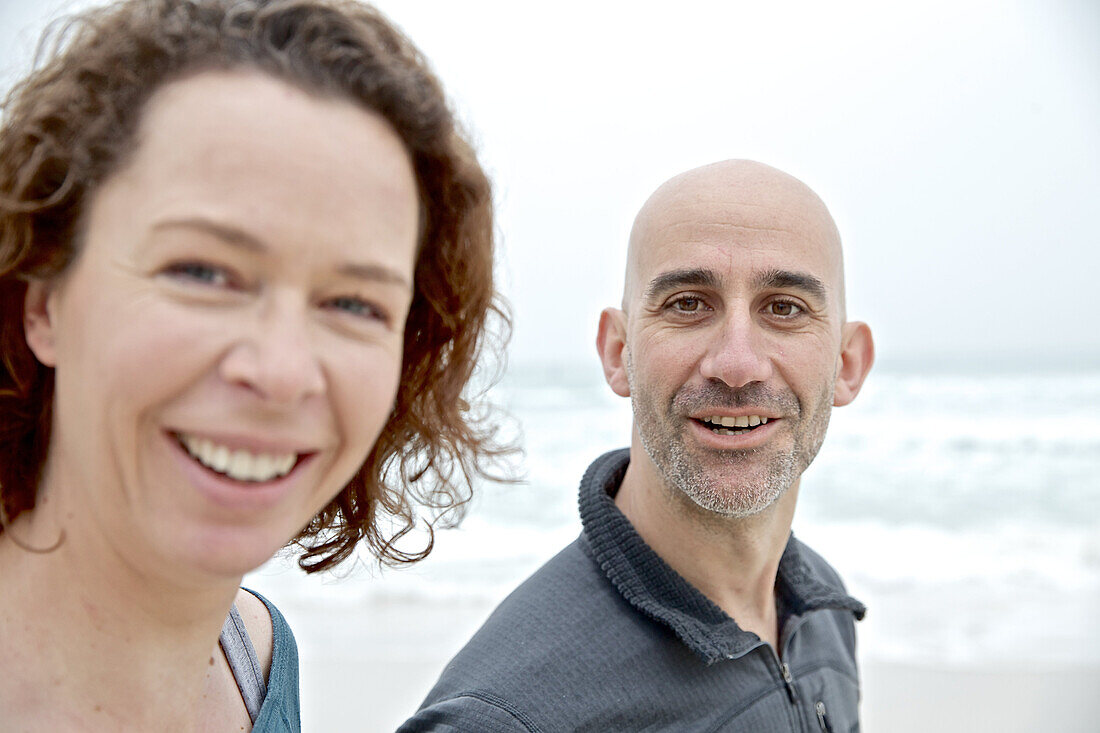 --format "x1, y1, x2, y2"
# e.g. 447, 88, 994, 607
672, 297, 703, 312
163, 261, 232, 287
768, 301, 802, 317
